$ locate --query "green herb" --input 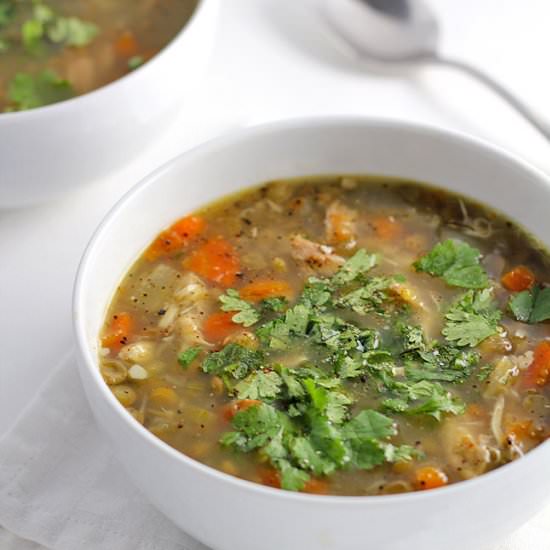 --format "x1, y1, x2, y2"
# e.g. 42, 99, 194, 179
128, 55, 144, 70
0, 37, 8, 52
7, 70, 74, 111
477, 364, 494, 382
414, 239, 489, 289
22, 3, 98, 54
177, 346, 201, 368
261, 296, 288, 313
235, 371, 282, 400
337, 276, 401, 315
443, 289, 501, 347
219, 289, 260, 327
331, 249, 378, 286
0, 0, 14, 28
382, 380, 465, 420
202, 343, 263, 380
509, 286, 550, 324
